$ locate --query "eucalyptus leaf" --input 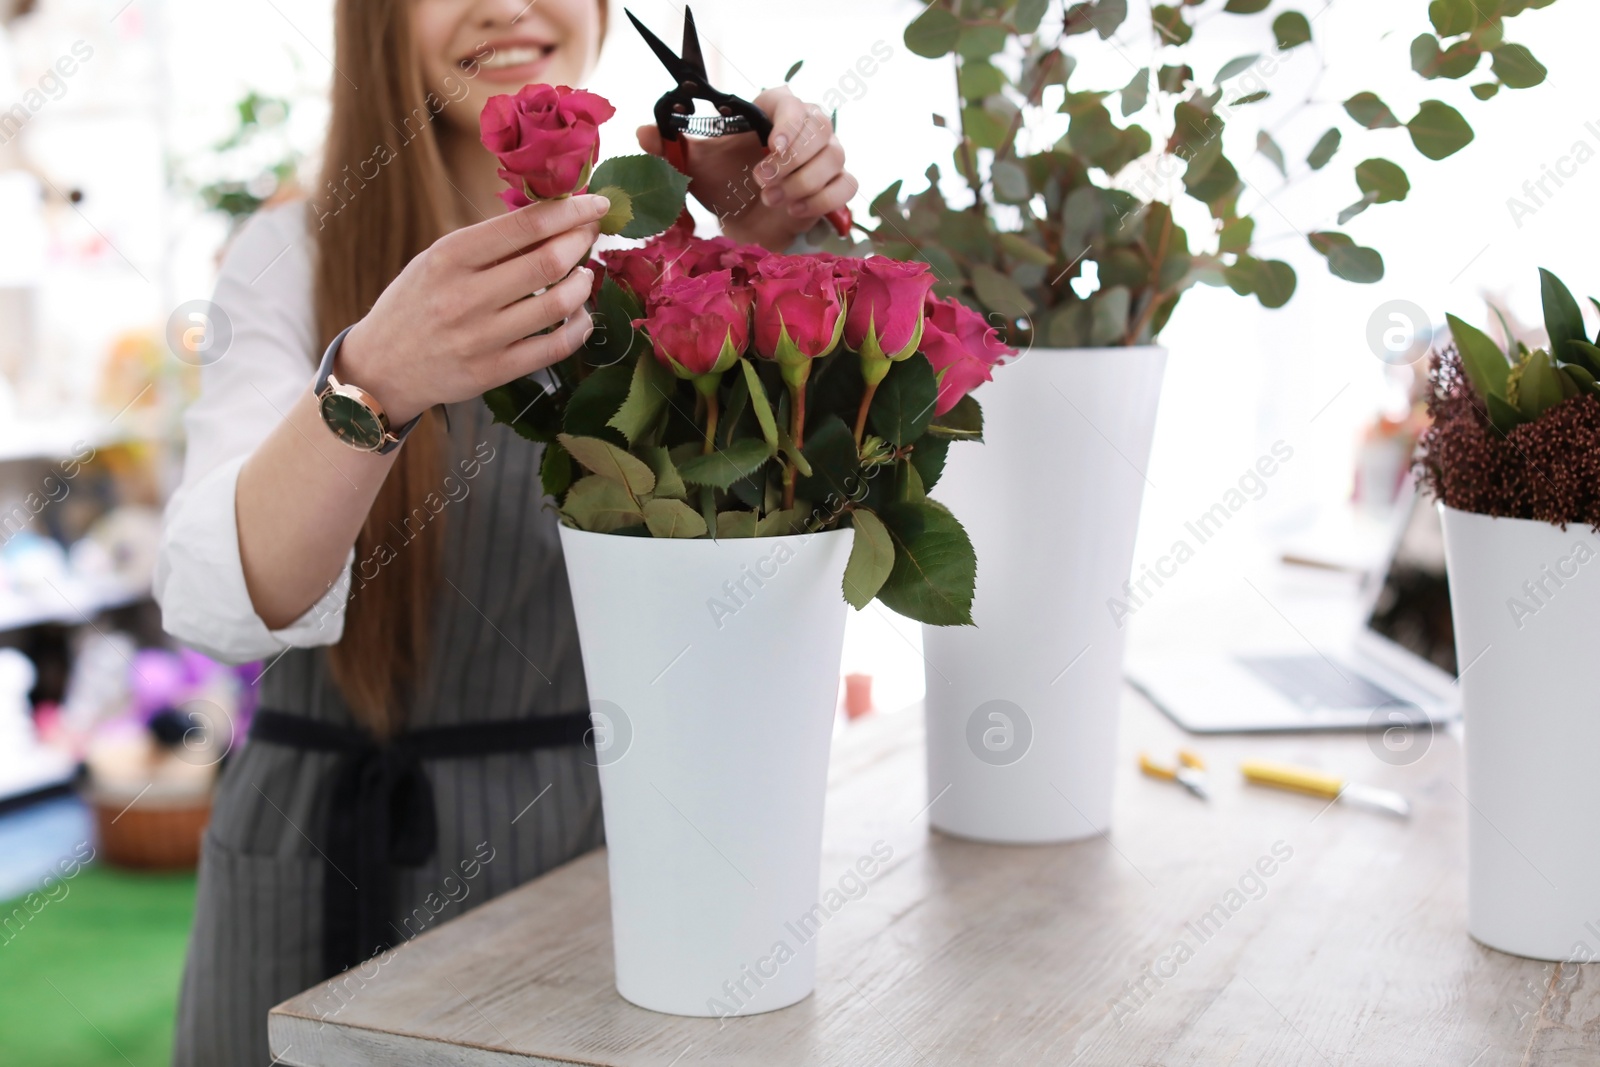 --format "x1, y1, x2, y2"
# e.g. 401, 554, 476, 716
1344, 92, 1402, 130
1492, 44, 1547, 88
1407, 100, 1474, 160
785, 60, 804, 82
1257, 131, 1287, 178
1307, 128, 1341, 170
1120, 67, 1149, 116
1215, 54, 1260, 83
904, 5, 961, 58
972, 263, 1036, 318
1273, 11, 1311, 49
1355, 158, 1410, 202
1309, 232, 1384, 284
